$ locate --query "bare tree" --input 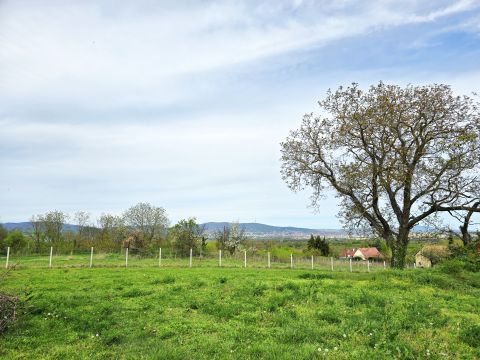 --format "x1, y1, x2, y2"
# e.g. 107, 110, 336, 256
281, 82, 480, 268
73, 211, 90, 250
123, 203, 169, 245
97, 214, 127, 250
42, 211, 68, 247
29, 215, 45, 253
